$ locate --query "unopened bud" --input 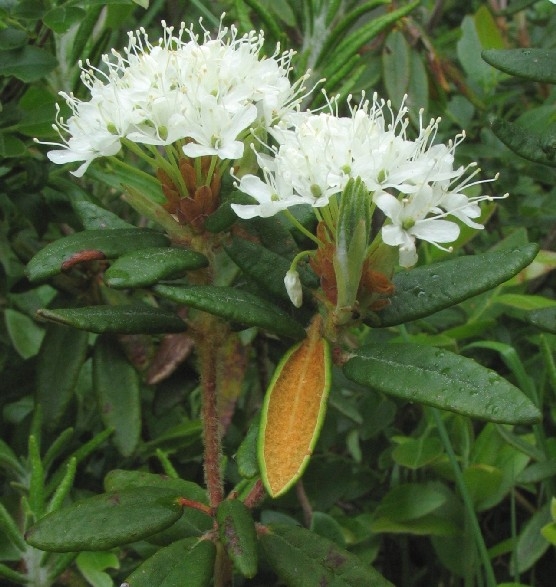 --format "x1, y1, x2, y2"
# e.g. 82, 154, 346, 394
284, 270, 303, 308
